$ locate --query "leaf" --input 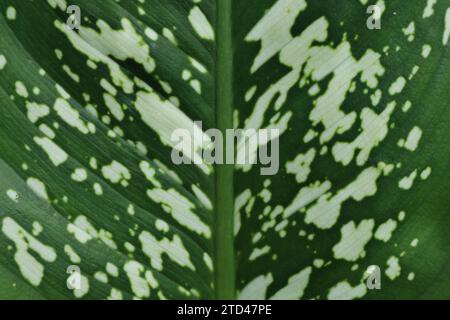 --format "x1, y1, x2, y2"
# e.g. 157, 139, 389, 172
0, 0, 449, 300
